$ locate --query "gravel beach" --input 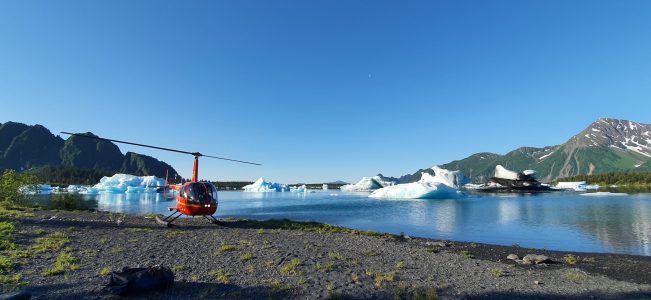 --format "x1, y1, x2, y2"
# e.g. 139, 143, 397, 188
2, 210, 651, 299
